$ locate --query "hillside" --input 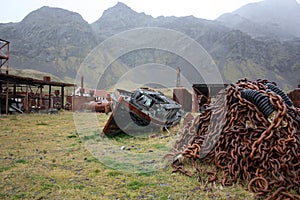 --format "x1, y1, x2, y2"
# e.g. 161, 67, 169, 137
9, 69, 63, 82
0, 1, 299, 90
217, 0, 300, 40
0, 6, 98, 80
